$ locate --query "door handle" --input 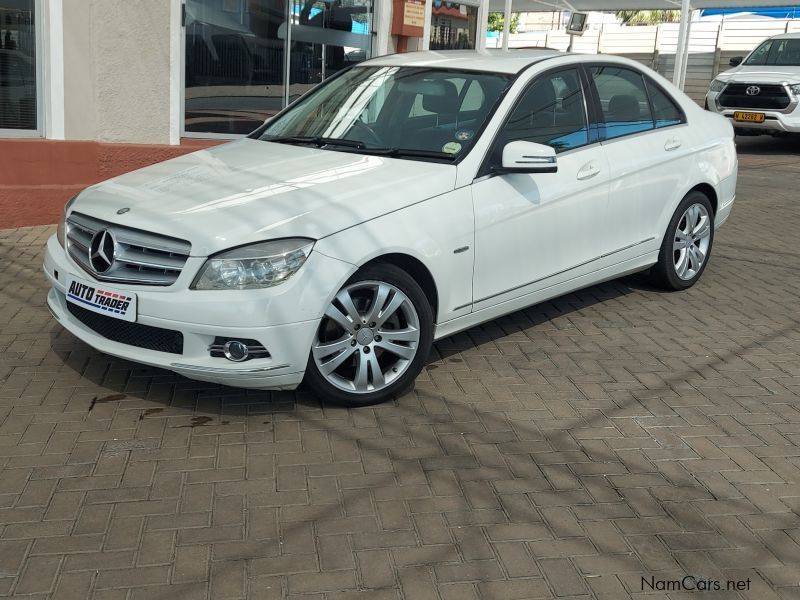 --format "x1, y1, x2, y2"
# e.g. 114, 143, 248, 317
664, 138, 682, 151
576, 161, 600, 180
